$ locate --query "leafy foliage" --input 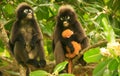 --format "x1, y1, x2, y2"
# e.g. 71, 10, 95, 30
30, 61, 74, 76
0, 0, 120, 76
84, 48, 103, 63
84, 14, 120, 76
